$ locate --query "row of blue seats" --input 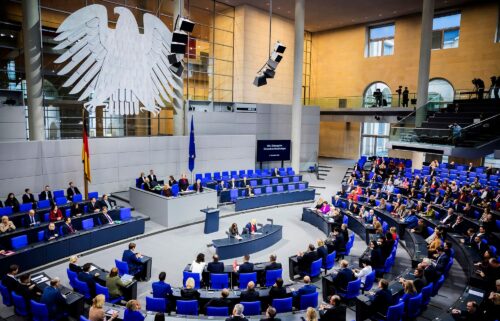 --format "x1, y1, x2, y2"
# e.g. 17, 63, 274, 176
358, 156, 412, 168
195, 167, 296, 182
